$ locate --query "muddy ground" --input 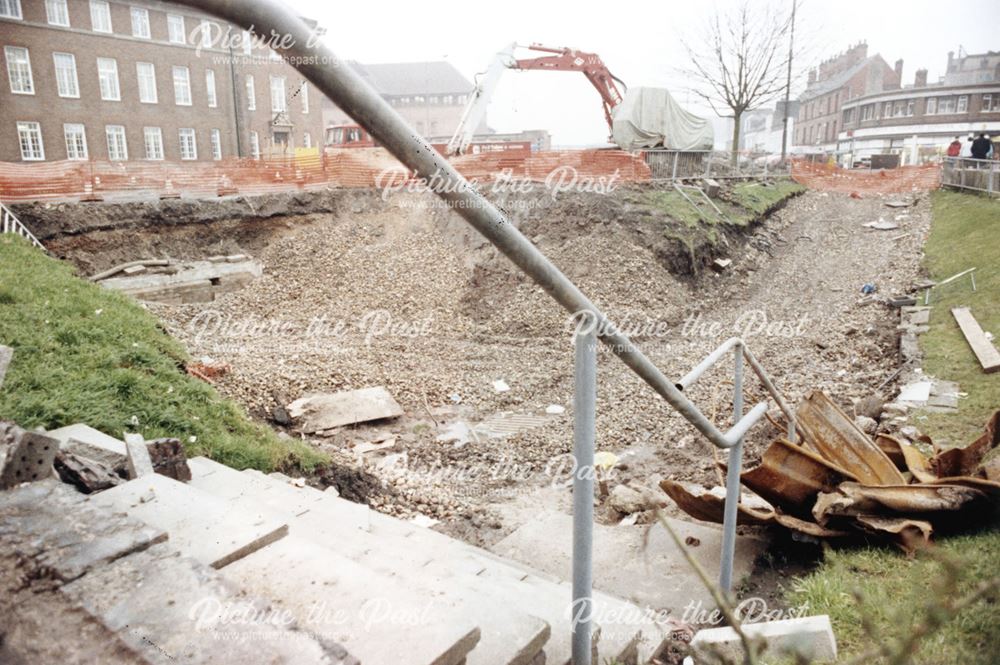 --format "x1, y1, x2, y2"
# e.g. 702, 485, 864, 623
40, 185, 930, 552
